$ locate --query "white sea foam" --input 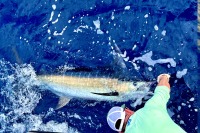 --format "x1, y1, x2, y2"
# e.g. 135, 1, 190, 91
144, 14, 148, 18
132, 45, 137, 50
132, 51, 176, 68
178, 106, 181, 111
53, 26, 67, 36
43, 24, 48, 27
124, 6, 130, 10
181, 103, 186, 106
74, 25, 89, 33
176, 69, 187, 78
148, 67, 152, 71
189, 97, 194, 102
161, 30, 166, 36
93, 19, 104, 34
124, 56, 129, 61
120, 51, 127, 58
74, 28, 82, 33
52, 4, 56, 10
130, 61, 140, 70
93, 20, 100, 29
111, 12, 115, 20
97, 29, 104, 34
31, 120, 78, 133
13, 123, 26, 133
154, 25, 159, 31
52, 18, 59, 24
180, 120, 185, 125
49, 11, 54, 21
73, 113, 81, 119
47, 29, 51, 34
52, 13, 61, 24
